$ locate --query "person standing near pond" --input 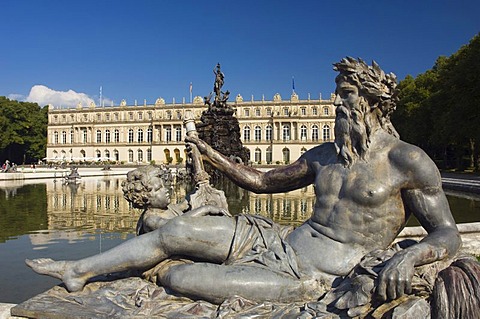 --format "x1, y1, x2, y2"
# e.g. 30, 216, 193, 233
26, 58, 460, 304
